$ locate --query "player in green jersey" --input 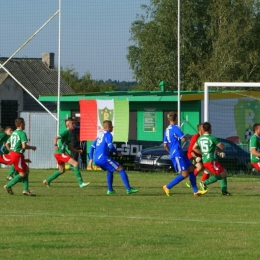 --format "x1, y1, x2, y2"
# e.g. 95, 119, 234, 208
193, 122, 231, 196
4, 118, 37, 196
43, 118, 90, 188
249, 123, 260, 171
0, 126, 19, 180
